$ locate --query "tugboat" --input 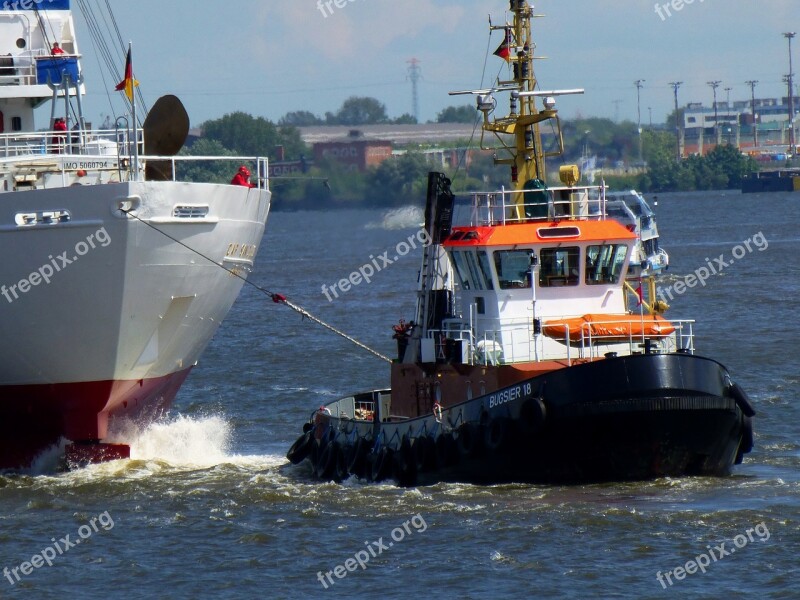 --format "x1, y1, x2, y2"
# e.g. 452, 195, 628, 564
286, 0, 754, 486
